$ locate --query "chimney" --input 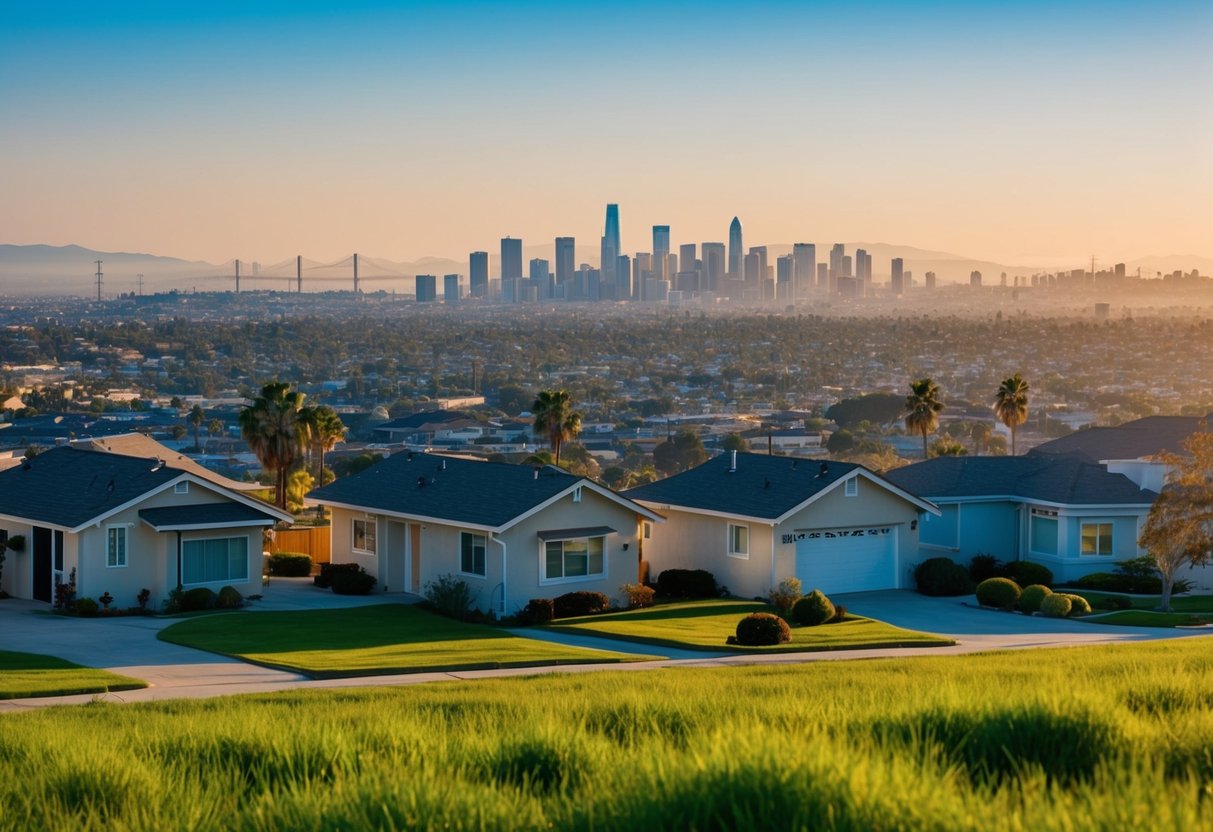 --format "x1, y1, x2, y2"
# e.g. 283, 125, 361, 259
729, 450, 737, 472
441, 458, 447, 471
533, 467, 540, 480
